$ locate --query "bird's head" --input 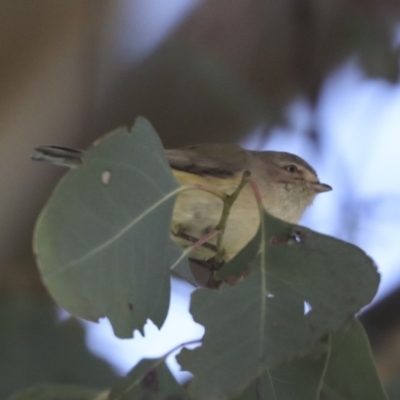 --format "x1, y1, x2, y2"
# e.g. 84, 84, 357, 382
254, 151, 332, 222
